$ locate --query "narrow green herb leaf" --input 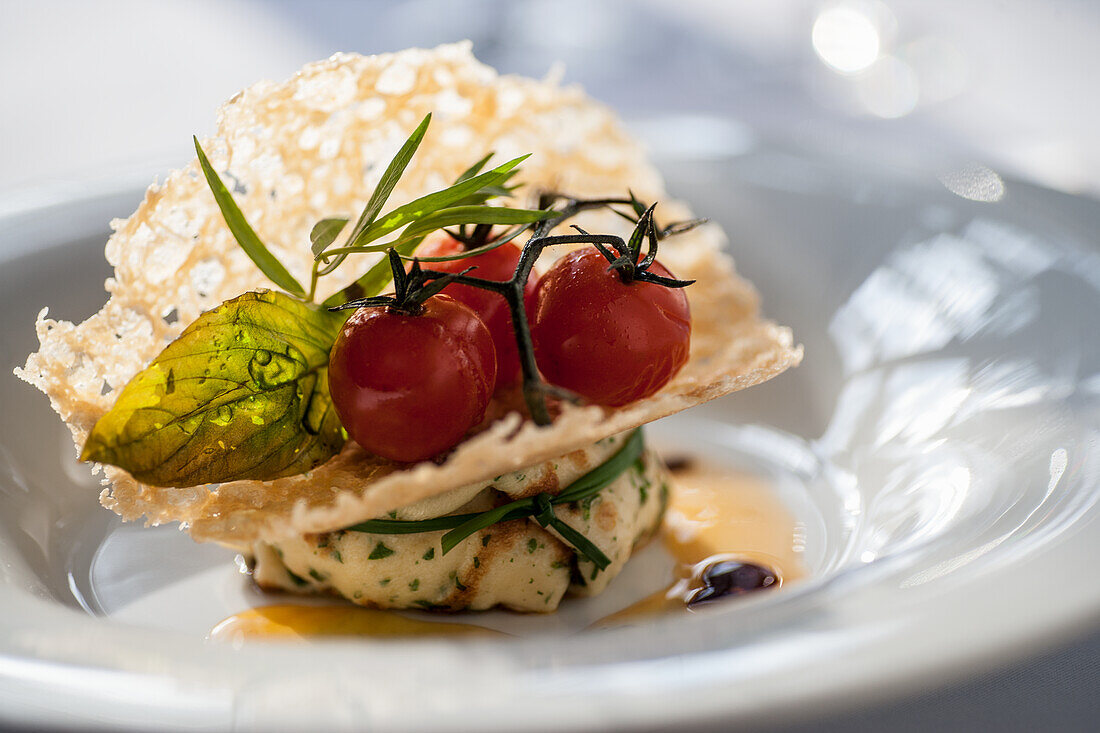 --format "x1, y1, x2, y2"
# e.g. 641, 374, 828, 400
320, 238, 423, 308
451, 191, 504, 208
310, 218, 348, 256
315, 251, 350, 278
336, 113, 432, 256
194, 137, 306, 297
451, 179, 519, 207
318, 151, 533, 306
311, 218, 351, 281
348, 503, 536, 539
454, 152, 494, 184
403, 224, 528, 263
325, 206, 552, 257
348, 155, 531, 249
400, 206, 552, 242
449, 167, 518, 207
81, 290, 345, 486
451, 154, 518, 212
